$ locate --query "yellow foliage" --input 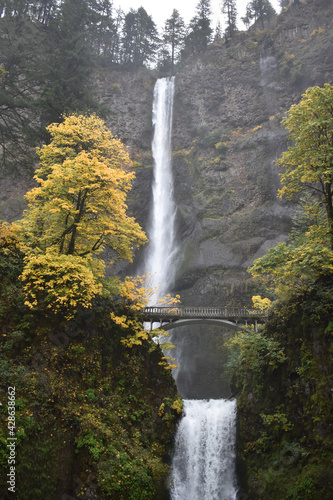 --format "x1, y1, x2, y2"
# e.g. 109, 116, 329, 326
249, 125, 262, 134
156, 293, 181, 307
252, 295, 272, 311
20, 252, 102, 318
109, 275, 180, 369
13, 114, 147, 317
170, 398, 183, 414
0, 222, 21, 255
159, 356, 179, 370
284, 51, 295, 62
311, 27, 325, 37
158, 403, 165, 417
